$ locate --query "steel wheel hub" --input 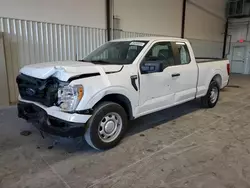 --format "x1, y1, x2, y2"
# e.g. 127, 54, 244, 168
98, 112, 122, 143
210, 87, 218, 103
104, 121, 116, 134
